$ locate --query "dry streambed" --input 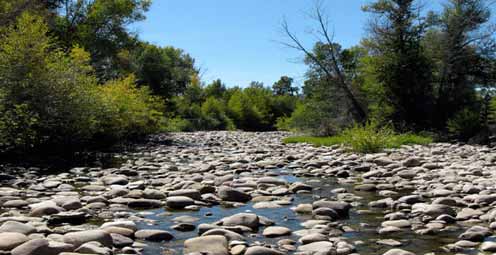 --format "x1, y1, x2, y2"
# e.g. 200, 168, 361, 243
1, 131, 496, 255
